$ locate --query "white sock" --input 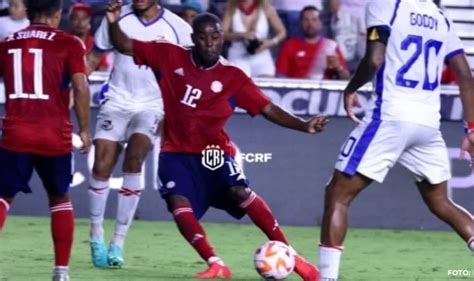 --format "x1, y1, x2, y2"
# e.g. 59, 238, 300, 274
319, 244, 344, 281
468, 237, 474, 252
53, 266, 69, 276
88, 175, 110, 241
113, 173, 143, 247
